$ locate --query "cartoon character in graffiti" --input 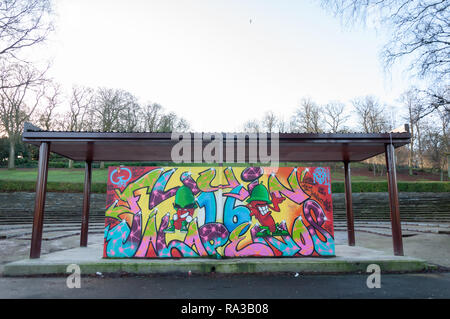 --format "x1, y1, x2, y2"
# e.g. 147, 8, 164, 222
164, 186, 198, 233
246, 184, 289, 237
